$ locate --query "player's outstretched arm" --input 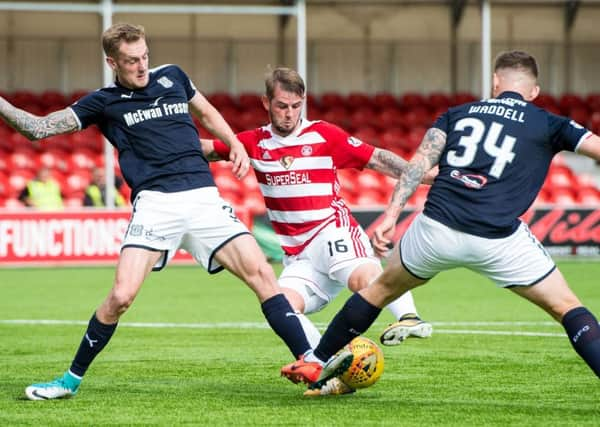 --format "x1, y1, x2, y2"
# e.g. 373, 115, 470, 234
366, 147, 438, 184
372, 127, 446, 255
0, 96, 78, 141
189, 92, 249, 179
577, 133, 600, 161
